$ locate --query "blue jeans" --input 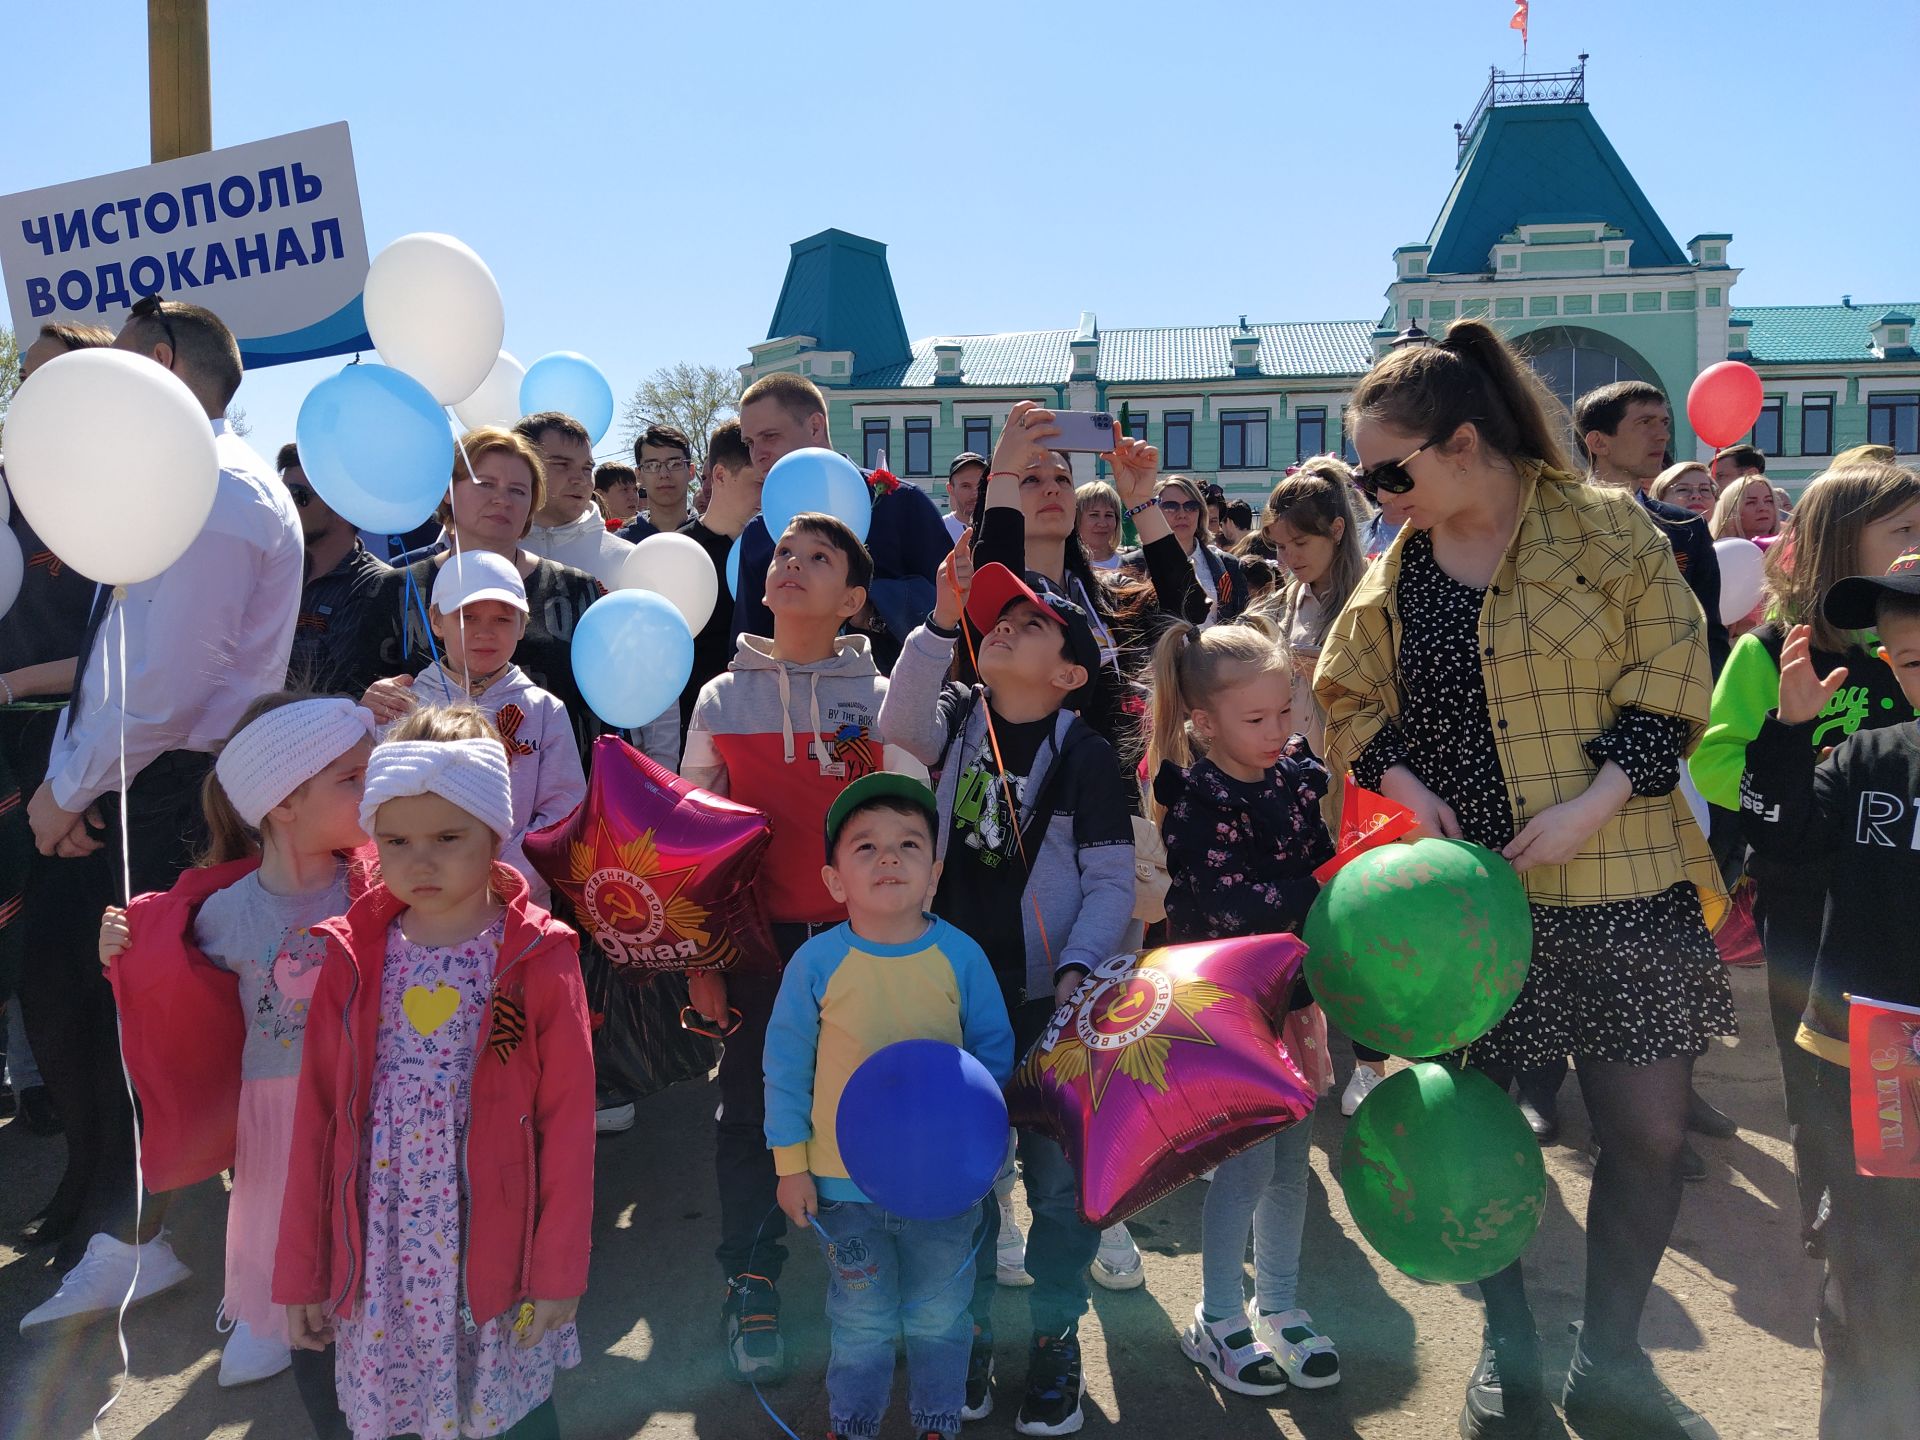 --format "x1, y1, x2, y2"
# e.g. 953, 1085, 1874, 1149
971, 1125, 1102, 1336
815, 1200, 976, 1438
1200, 1118, 1314, 1319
